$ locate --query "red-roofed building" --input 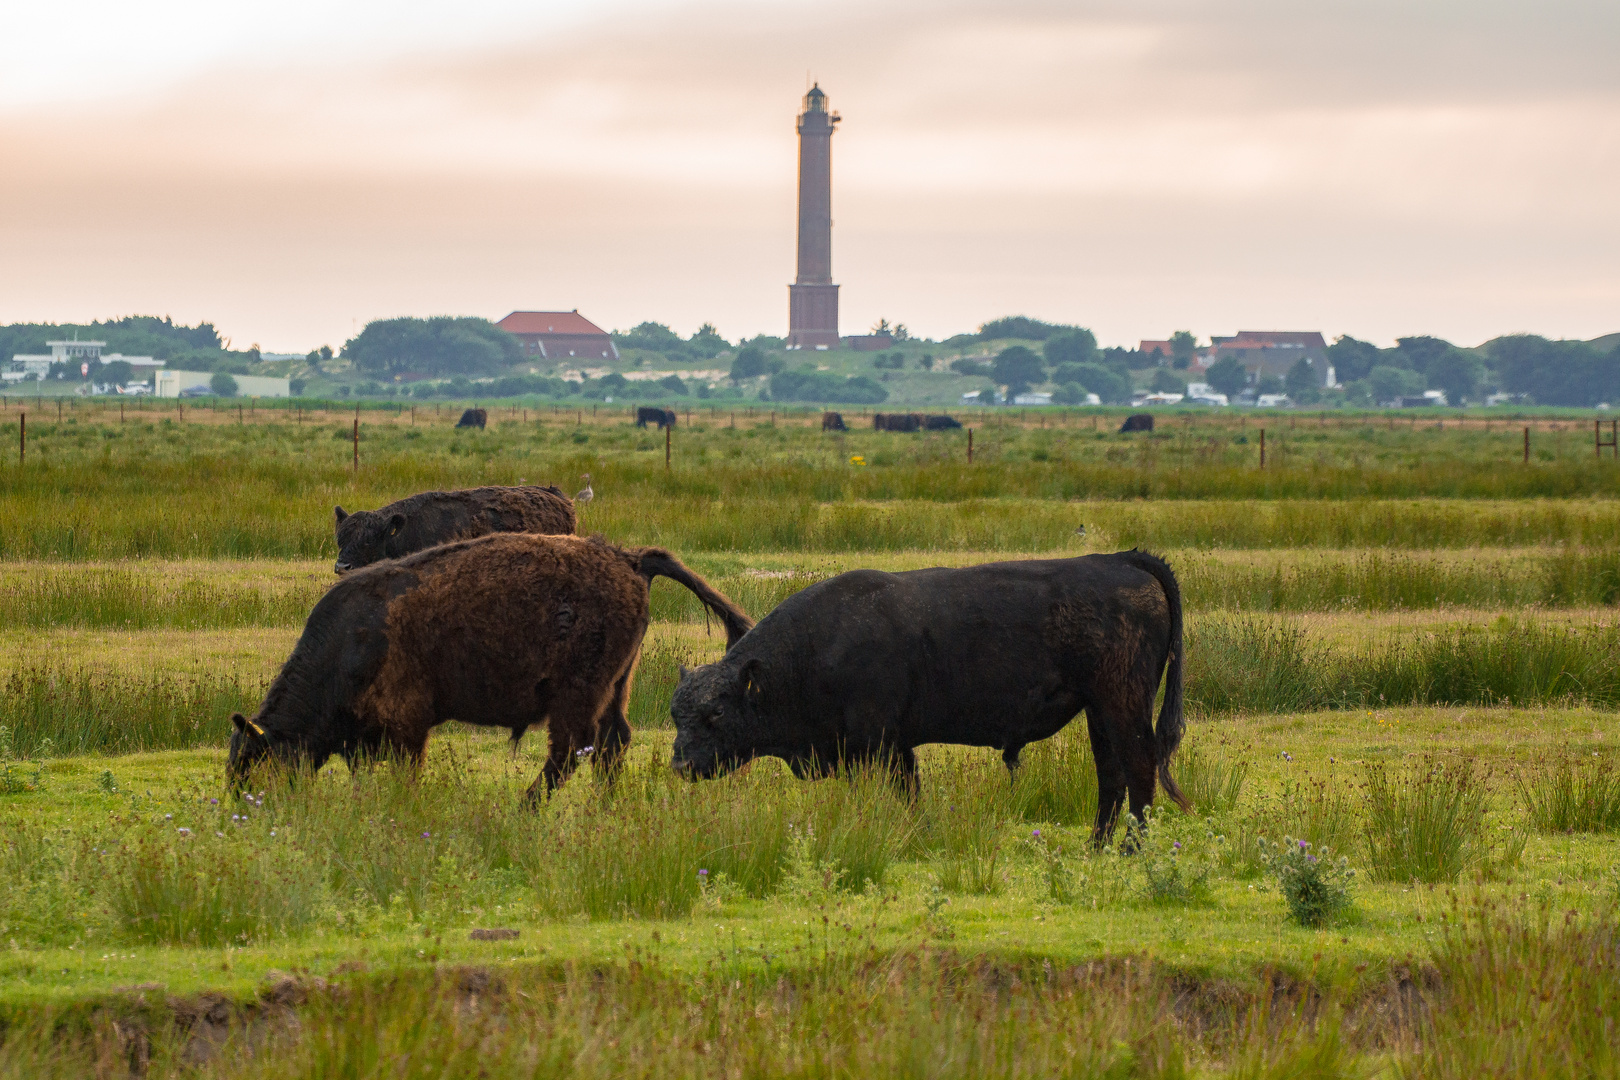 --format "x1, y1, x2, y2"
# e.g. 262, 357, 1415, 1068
1139, 340, 1175, 361
1210, 330, 1333, 387
497, 311, 619, 361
